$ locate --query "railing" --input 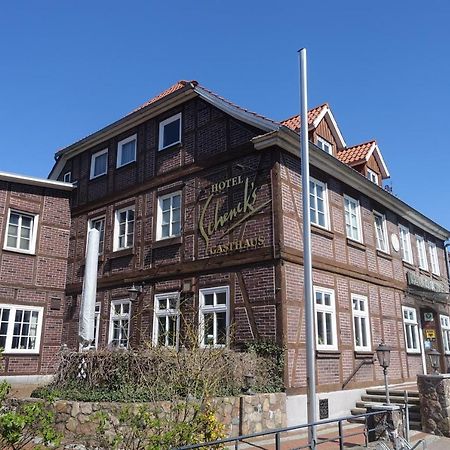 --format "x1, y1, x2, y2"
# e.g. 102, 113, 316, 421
175, 408, 406, 450
341, 358, 373, 389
